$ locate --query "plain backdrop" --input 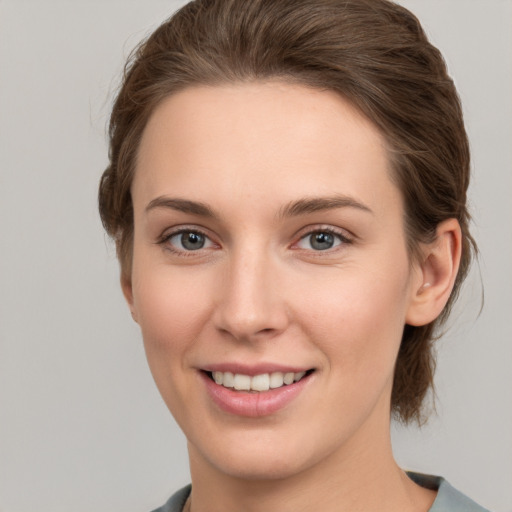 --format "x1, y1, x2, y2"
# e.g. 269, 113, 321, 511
0, 1, 511, 511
